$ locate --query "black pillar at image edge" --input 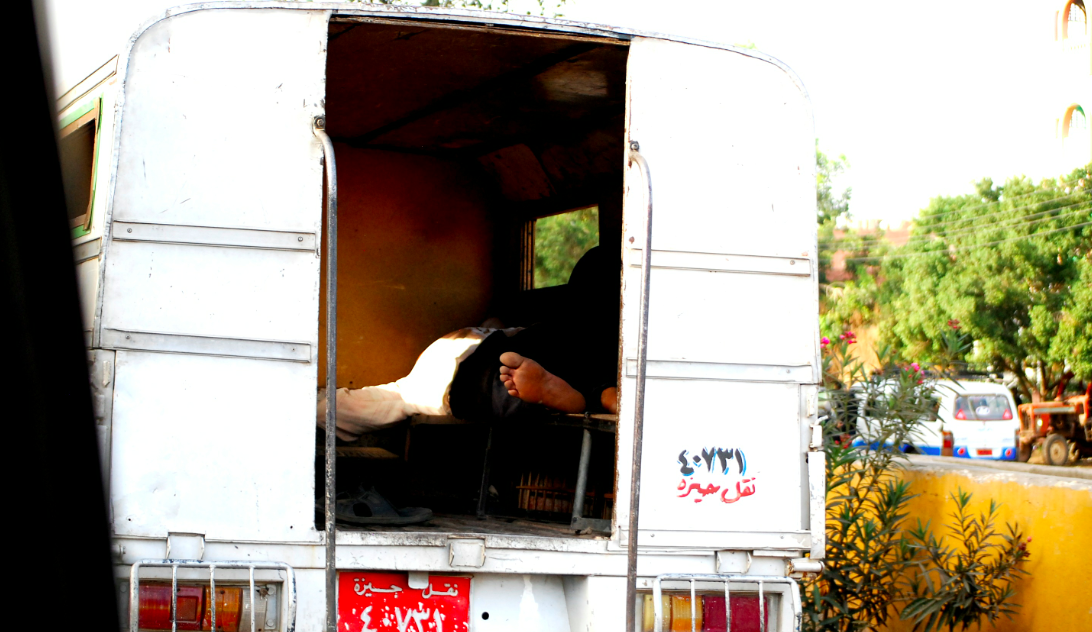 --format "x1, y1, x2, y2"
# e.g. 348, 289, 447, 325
2, 1, 120, 626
